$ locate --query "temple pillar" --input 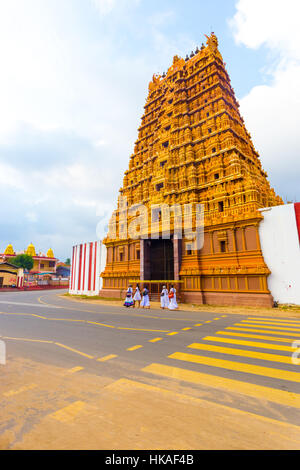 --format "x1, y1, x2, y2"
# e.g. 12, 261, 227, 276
140, 240, 151, 281
173, 238, 182, 280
